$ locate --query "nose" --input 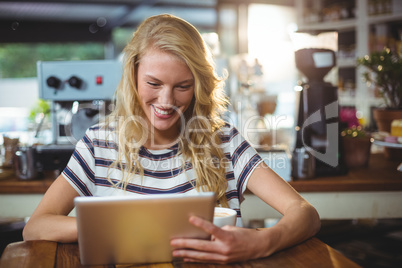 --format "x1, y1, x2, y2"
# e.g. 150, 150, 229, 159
159, 86, 175, 108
